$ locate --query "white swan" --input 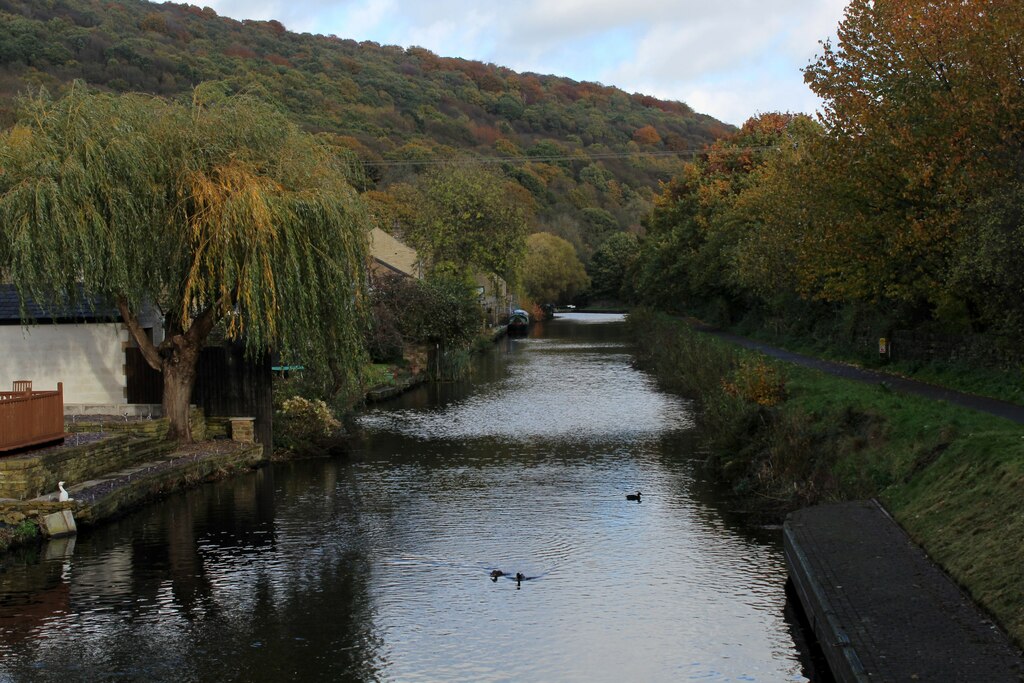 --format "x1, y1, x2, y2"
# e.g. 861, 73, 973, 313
57, 481, 71, 502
